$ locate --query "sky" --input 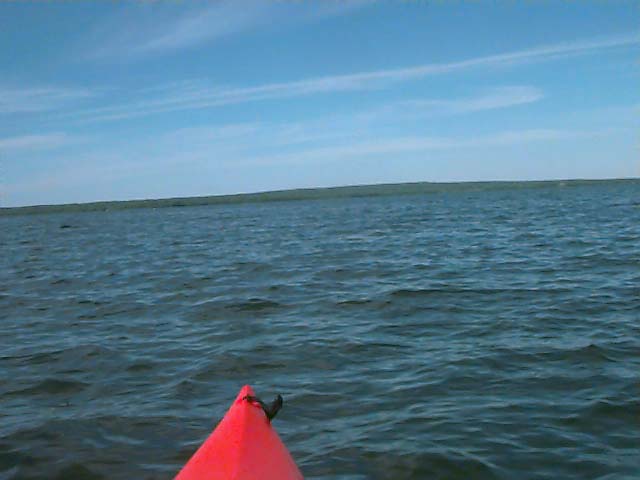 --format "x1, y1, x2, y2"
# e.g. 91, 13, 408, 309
0, 1, 638, 207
